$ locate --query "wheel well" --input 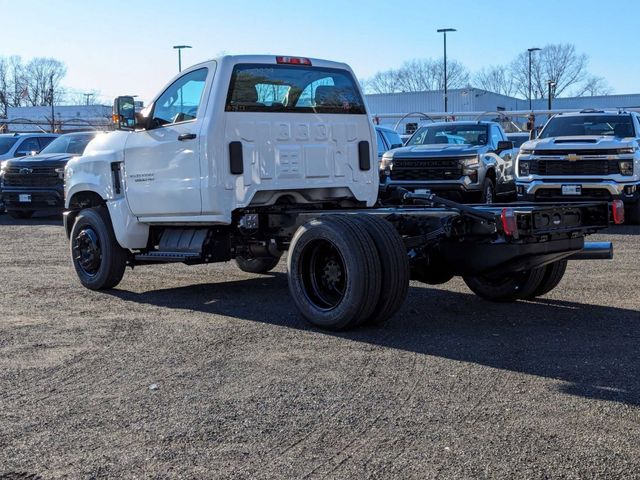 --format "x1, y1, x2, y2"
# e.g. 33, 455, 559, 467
485, 168, 496, 184
65, 191, 106, 237
68, 191, 105, 210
